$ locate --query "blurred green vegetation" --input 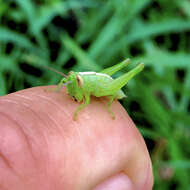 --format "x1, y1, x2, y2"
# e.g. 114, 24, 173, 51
0, 0, 190, 189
